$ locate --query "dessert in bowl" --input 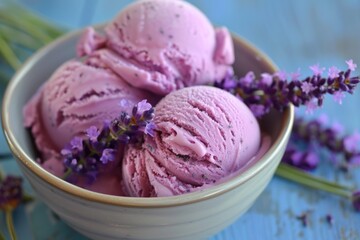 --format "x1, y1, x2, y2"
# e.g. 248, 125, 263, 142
2, 0, 294, 239
2, 31, 294, 240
